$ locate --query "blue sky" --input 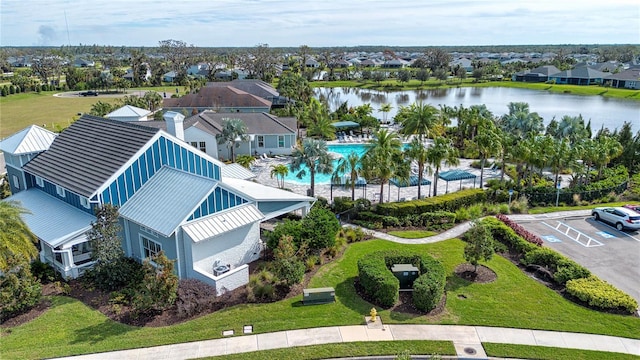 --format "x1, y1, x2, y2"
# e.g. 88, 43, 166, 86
1, 0, 638, 47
